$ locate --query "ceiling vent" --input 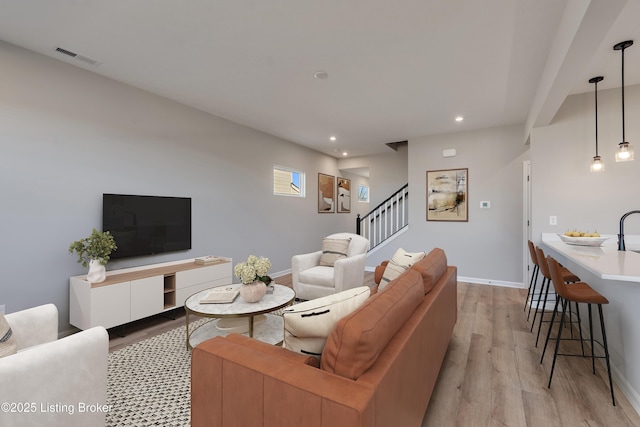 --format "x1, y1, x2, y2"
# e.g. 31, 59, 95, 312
385, 140, 408, 151
54, 47, 101, 66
